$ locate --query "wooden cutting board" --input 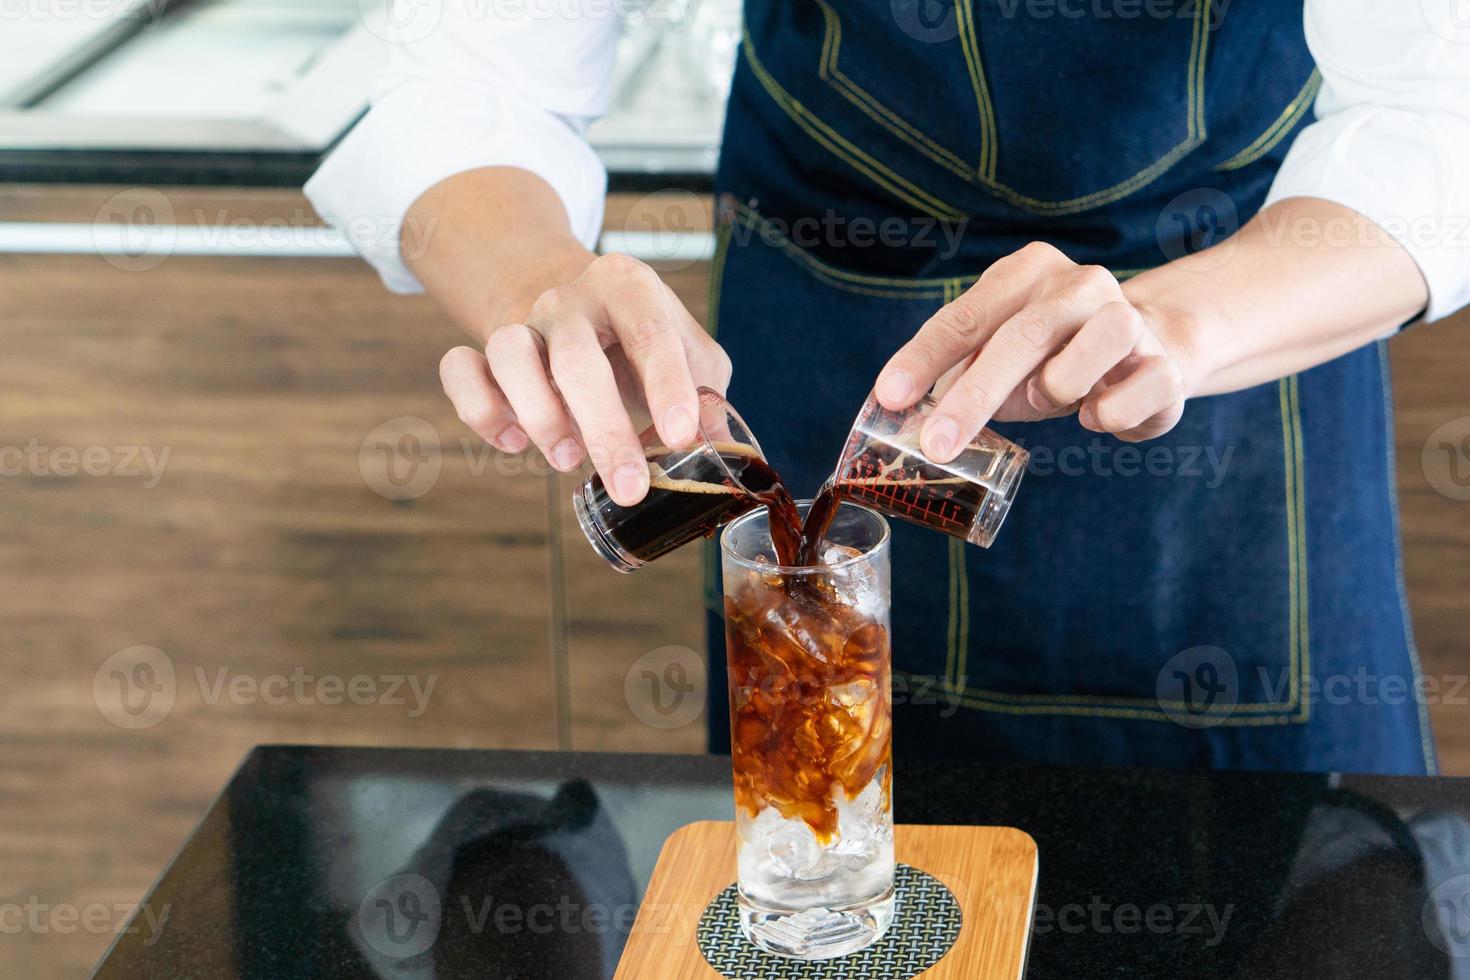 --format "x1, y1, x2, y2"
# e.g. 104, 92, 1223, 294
614, 821, 1038, 979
